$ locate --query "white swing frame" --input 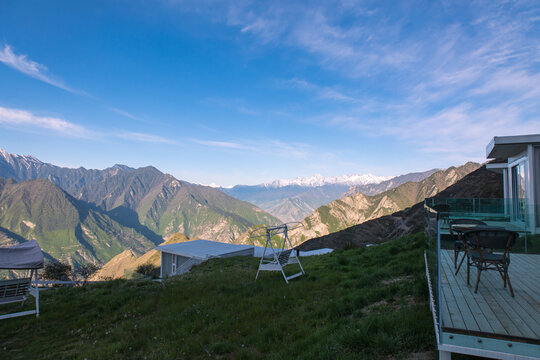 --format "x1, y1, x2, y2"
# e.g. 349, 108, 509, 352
254, 223, 305, 283
0, 268, 40, 320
